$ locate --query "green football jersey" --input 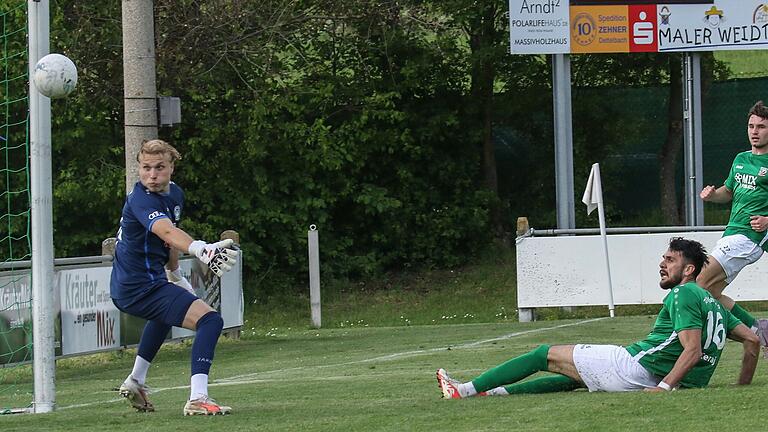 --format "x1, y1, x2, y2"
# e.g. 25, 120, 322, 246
624, 282, 741, 388
722, 151, 768, 250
